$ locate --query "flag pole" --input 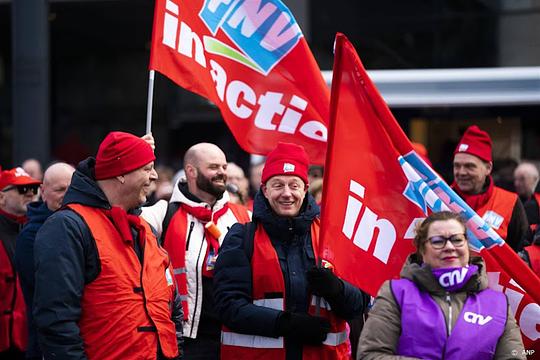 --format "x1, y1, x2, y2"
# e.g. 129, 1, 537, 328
145, 70, 156, 134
